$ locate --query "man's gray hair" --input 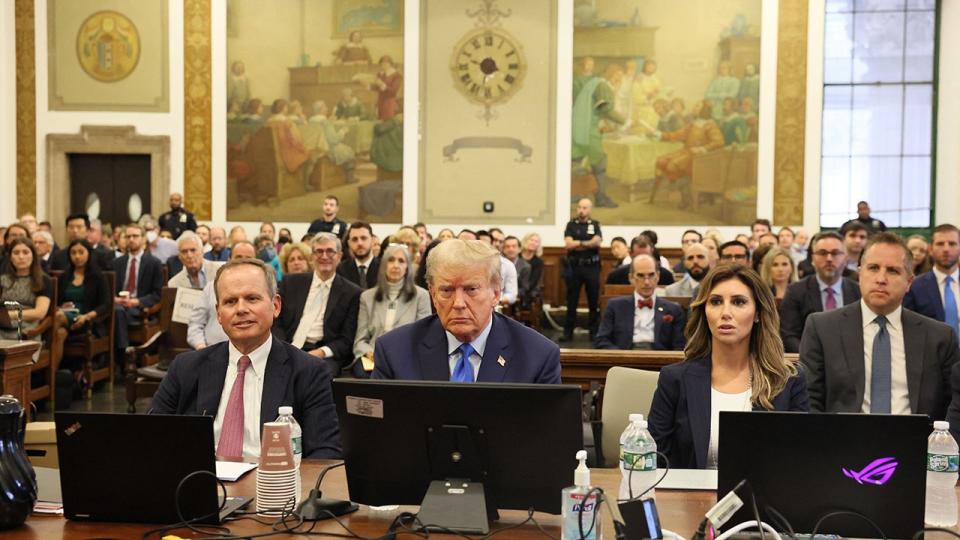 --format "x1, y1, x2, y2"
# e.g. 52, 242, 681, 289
176, 230, 202, 250
31, 230, 53, 244
311, 232, 342, 253
213, 257, 278, 303
426, 239, 502, 289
